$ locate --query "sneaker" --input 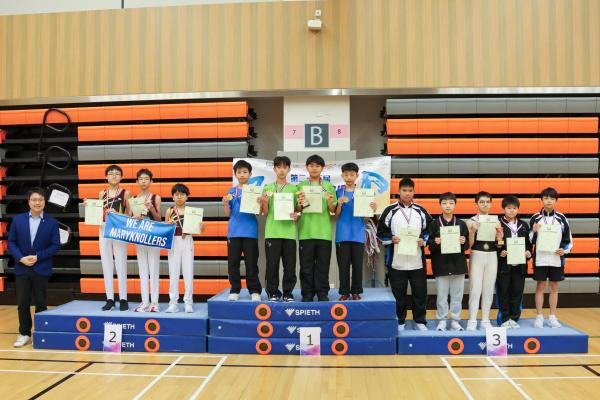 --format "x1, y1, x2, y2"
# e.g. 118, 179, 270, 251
398, 324, 405, 331
466, 320, 478, 331
268, 293, 280, 302
134, 303, 149, 313
228, 293, 239, 301
510, 320, 520, 329
501, 320, 513, 328
166, 303, 179, 313
351, 293, 362, 301
148, 303, 160, 313
480, 320, 492, 330
450, 320, 464, 331
534, 314, 544, 329
184, 304, 194, 313
13, 335, 30, 348
317, 294, 329, 302
251, 293, 262, 302
282, 295, 294, 302
101, 299, 115, 311
338, 295, 350, 301
436, 320, 447, 331
119, 300, 129, 311
548, 315, 562, 328
415, 323, 428, 331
